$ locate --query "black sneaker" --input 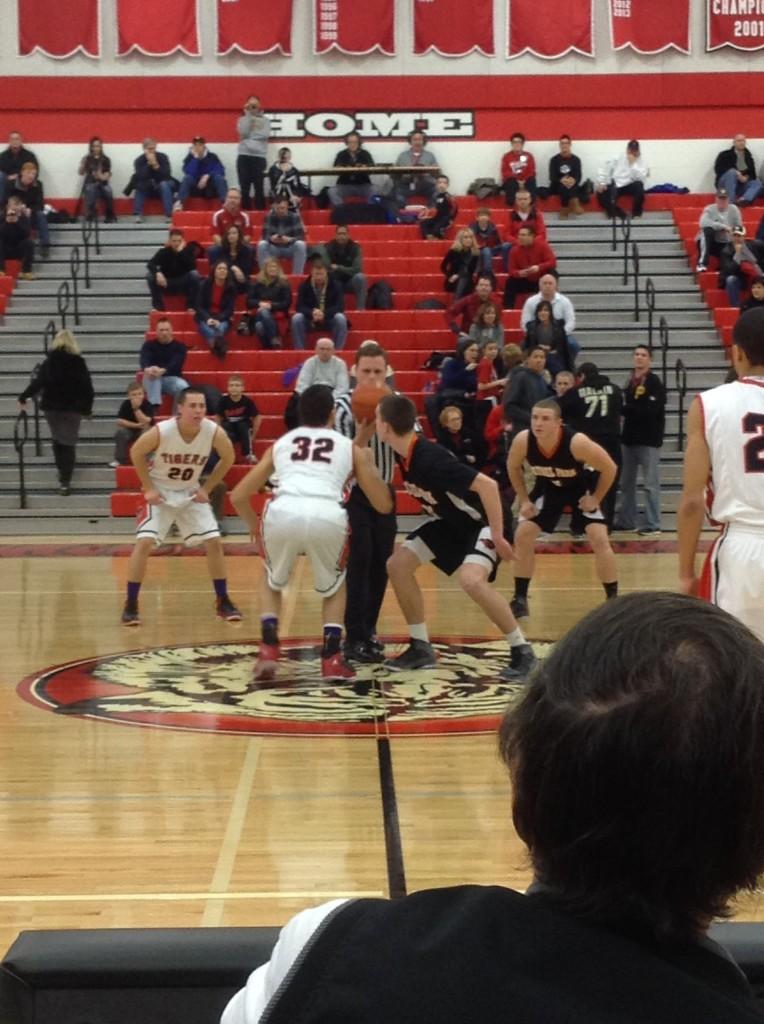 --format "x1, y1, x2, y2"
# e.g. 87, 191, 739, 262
216, 595, 242, 622
121, 602, 140, 627
384, 640, 437, 671
345, 640, 385, 665
510, 595, 529, 619
499, 644, 537, 681
367, 636, 385, 656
